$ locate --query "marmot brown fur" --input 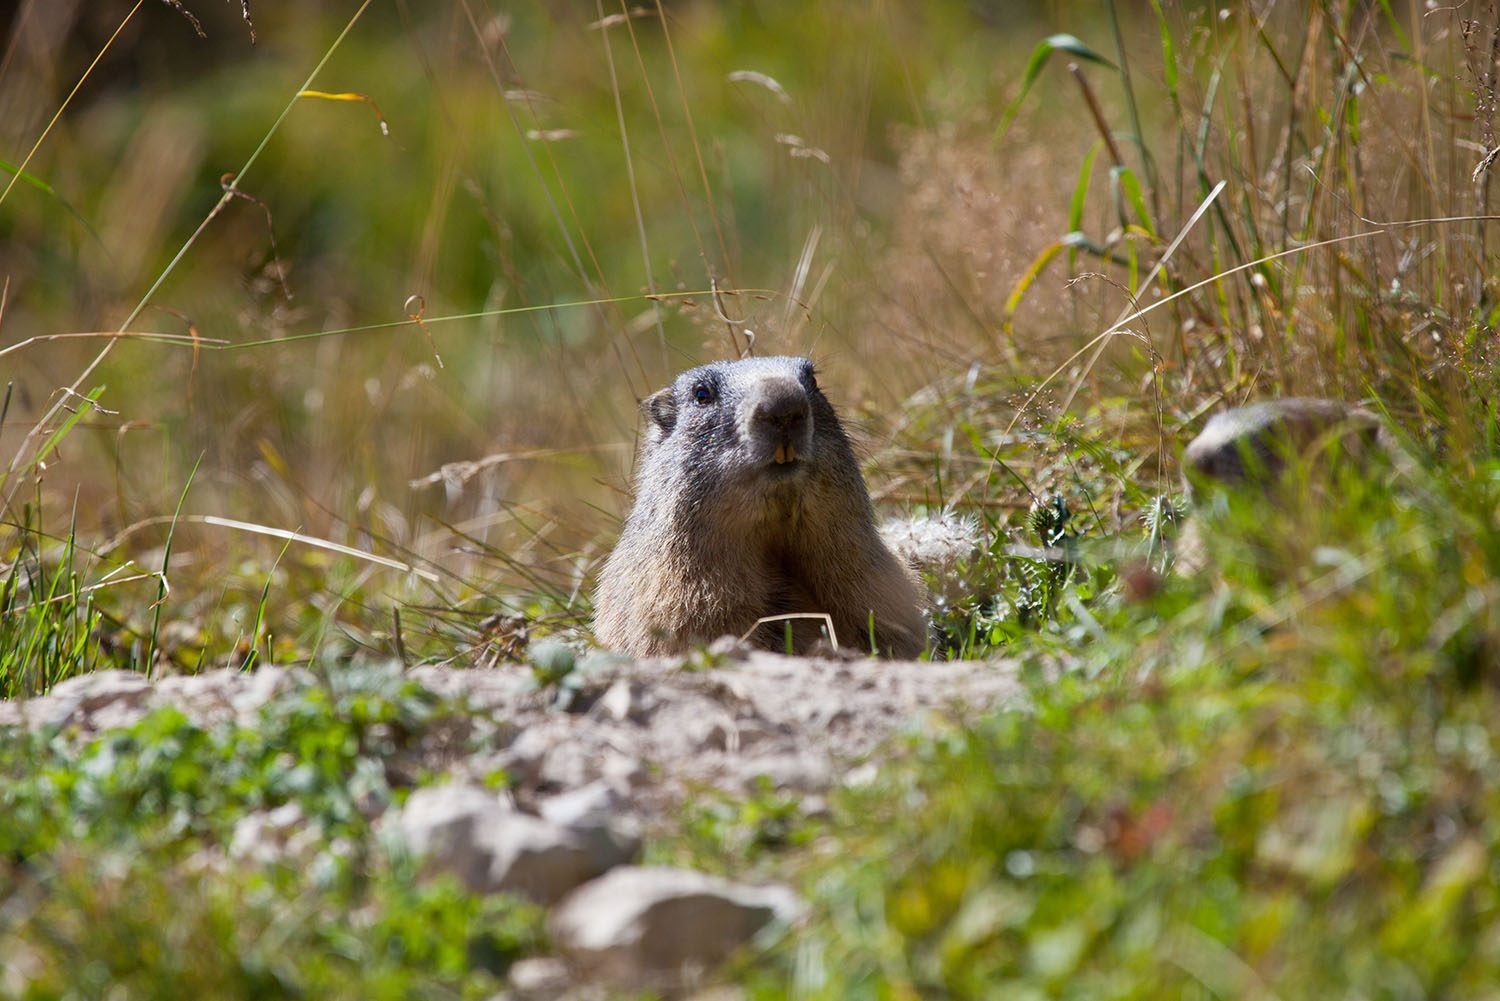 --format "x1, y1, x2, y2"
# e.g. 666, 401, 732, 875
594, 356, 927, 658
